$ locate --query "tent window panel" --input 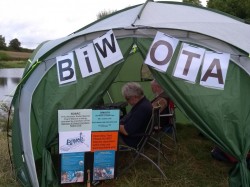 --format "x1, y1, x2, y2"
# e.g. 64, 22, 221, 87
141, 64, 153, 81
